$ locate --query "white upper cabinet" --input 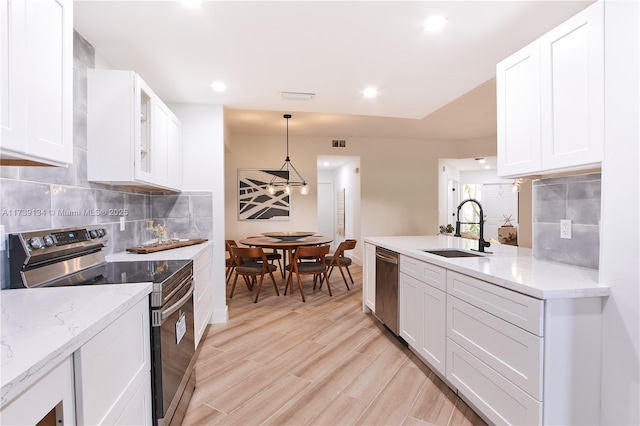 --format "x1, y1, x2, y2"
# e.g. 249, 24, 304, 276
497, 1, 604, 178
1, 0, 73, 166
496, 42, 542, 177
87, 69, 182, 192
539, 1, 604, 171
